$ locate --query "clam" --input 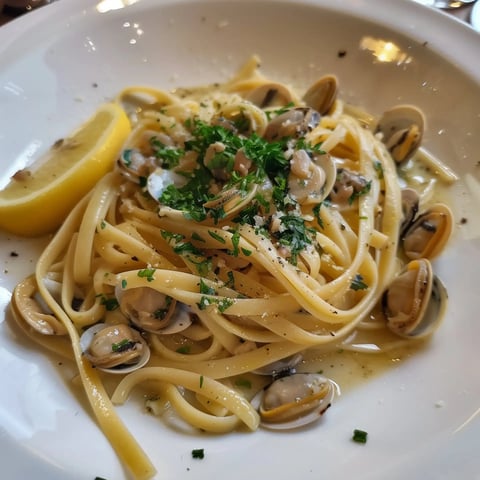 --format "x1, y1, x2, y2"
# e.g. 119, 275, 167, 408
245, 82, 294, 108
116, 286, 192, 334
264, 107, 320, 142
400, 187, 420, 235
252, 373, 336, 430
288, 149, 337, 204
328, 168, 369, 207
203, 184, 258, 218
11, 275, 67, 336
117, 148, 154, 182
302, 75, 338, 115
382, 258, 447, 338
80, 323, 150, 373
376, 105, 425, 163
146, 167, 189, 202
402, 203, 453, 260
